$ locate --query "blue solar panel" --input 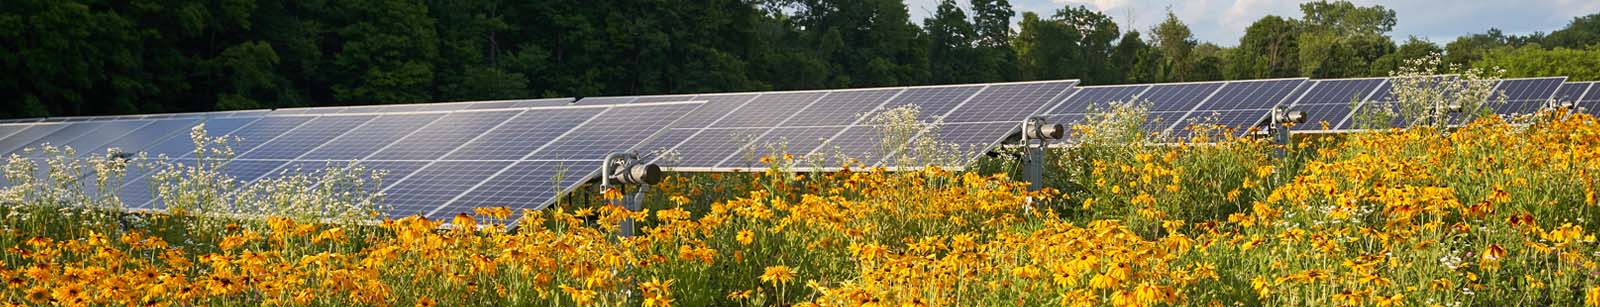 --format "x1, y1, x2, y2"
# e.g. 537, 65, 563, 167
924, 122, 1019, 167
876, 86, 985, 122
1194, 79, 1305, 110
531, 103, 704, 161
443, 160, 601, 217
1553, 82, 1591, 105
1287, 79, 1385, 131
573, 97, 638, 105
224, 116, 315, 156
672, 94, 758, 129
144, 117, 261, 158
222, 159, 292, 183
1045, 85, 1149, 115
713, 92, 825, 128
1169, 79, 1306, 135
719, 126, 843, 169
369, 110, 520, 160
1142, 82, 1226, 112
84, 118, 201, 157
298, 113, 442, 160
379, 161, 511, 219
805, 126, 898, 168
637, 129, 699, 163
116, 164, 167, 209
444, 108, 604, 160
0, 124, 67, 156
56, 120, 155, 157
633, 95, 699, 103
942, 81, 1078, 123
1489, 77, 1565, 115
783, 89, 902, 126
239, 116, 375, 159
1573, 82, 1600, 114
0, 124, 28, 142
655, 128, 765, 169
14, 122, 106, 156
